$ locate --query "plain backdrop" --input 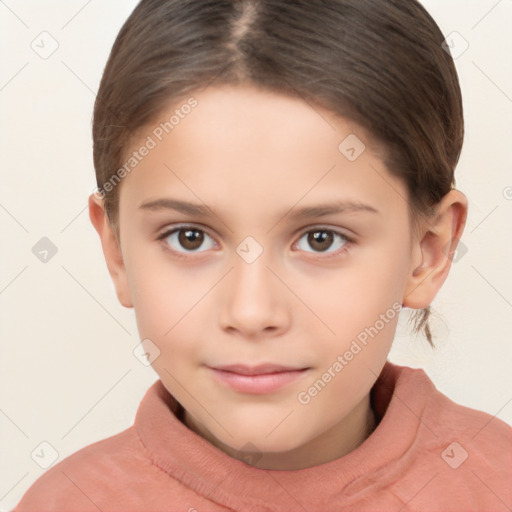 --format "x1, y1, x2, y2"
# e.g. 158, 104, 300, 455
1, 0, 511, 508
